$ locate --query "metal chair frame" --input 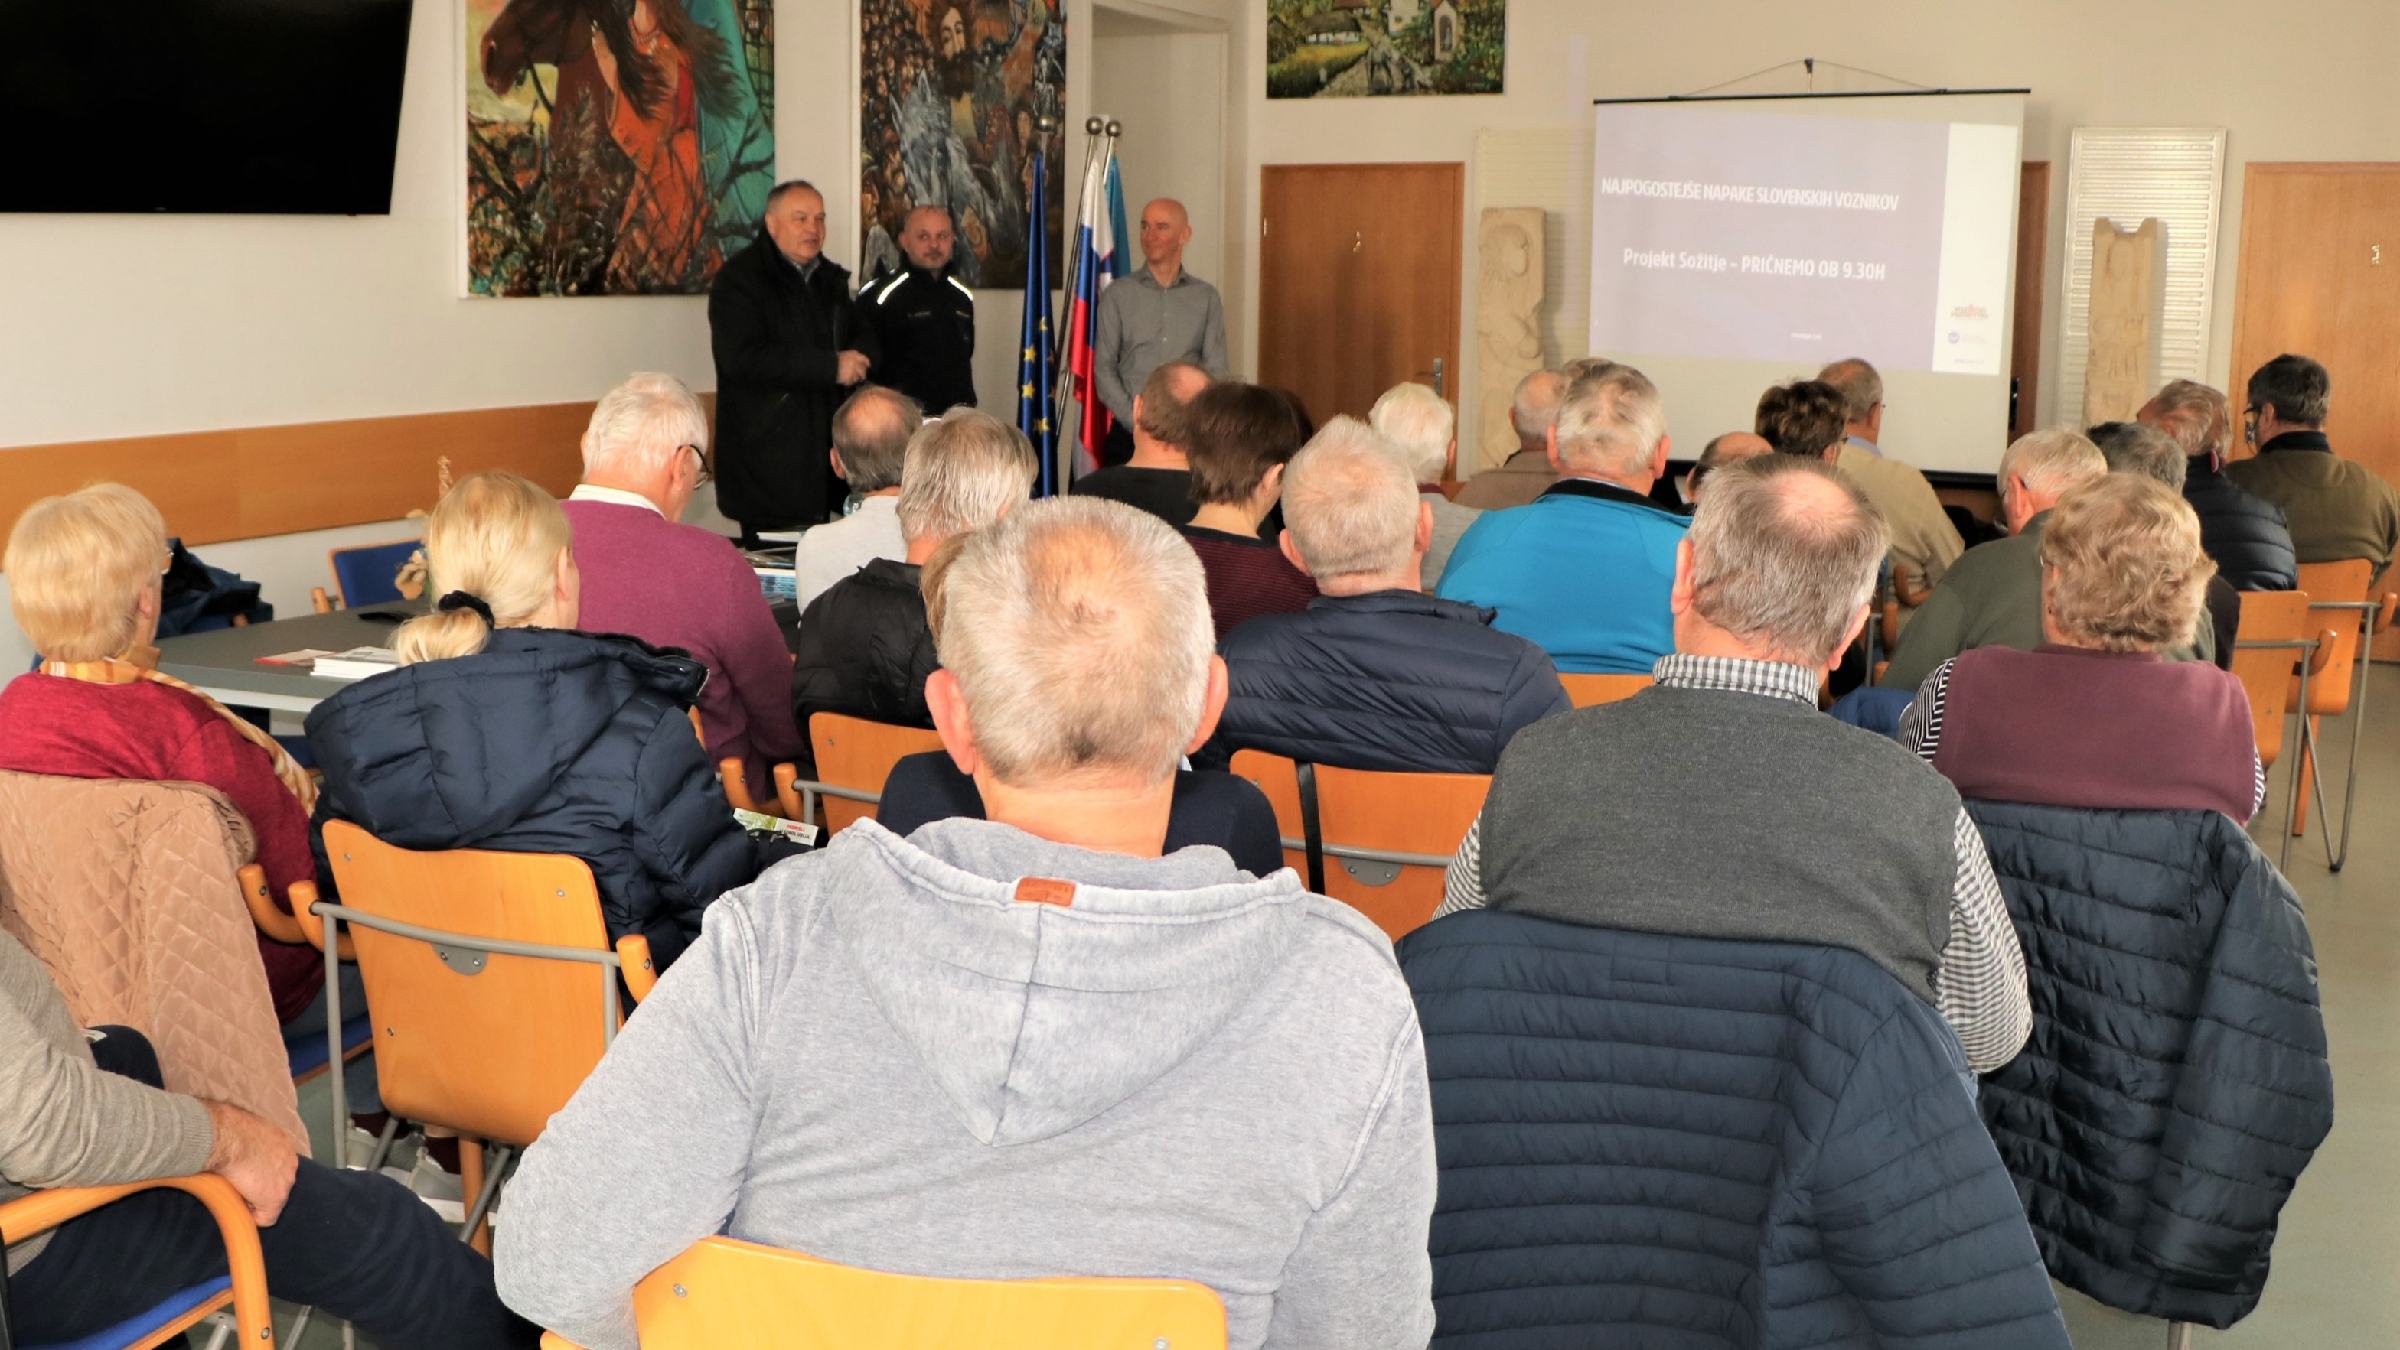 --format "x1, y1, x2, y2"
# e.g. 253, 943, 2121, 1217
2231, 633, 2321, 872
2294, 598, 2379, 872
